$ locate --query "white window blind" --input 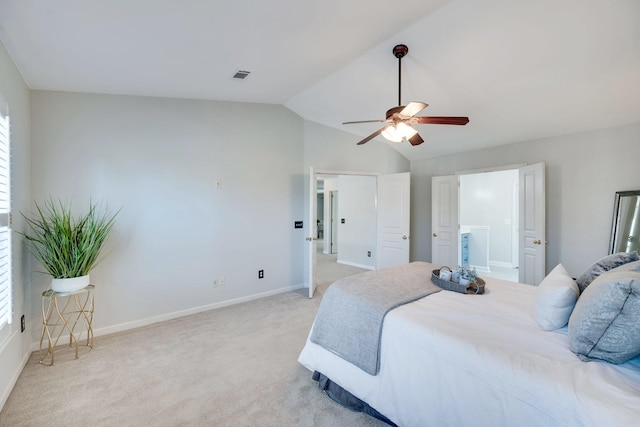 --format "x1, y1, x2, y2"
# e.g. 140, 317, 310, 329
0, 110, 11, 332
